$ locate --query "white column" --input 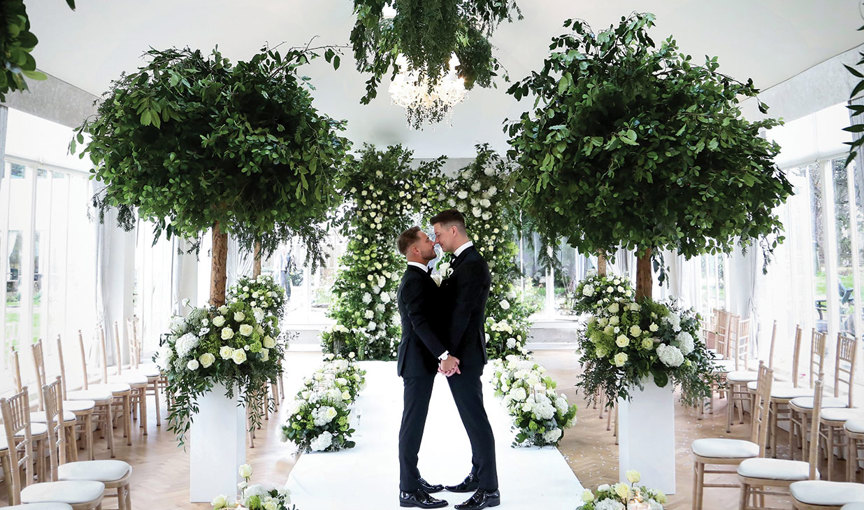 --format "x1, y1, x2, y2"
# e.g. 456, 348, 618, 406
189, 383, 246, 502
846, 163, 863, 343
618, 379, 676, 494
823, 160, 840, 355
